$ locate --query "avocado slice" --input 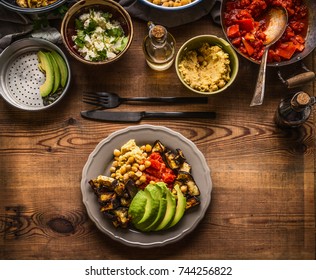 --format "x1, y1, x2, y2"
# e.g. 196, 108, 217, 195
133, 187, 160, 231
47, 52, 61, 93
143, 183, 167, 231
128, 190, 147, 224
167, 184, 186, 229
154, 186, 176, 231
50, 50, 68, 88
37, 51, 54, 97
